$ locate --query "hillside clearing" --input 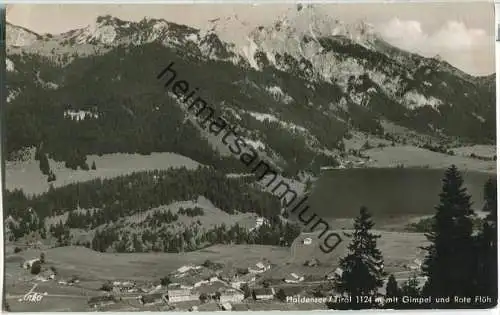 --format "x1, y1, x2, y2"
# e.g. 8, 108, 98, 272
6, 152, 201, 195
364, 145, 495, 173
